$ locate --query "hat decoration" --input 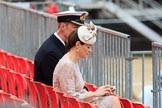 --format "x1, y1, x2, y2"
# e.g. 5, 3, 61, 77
78, 21, 97, 45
